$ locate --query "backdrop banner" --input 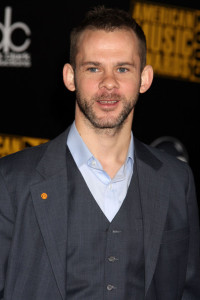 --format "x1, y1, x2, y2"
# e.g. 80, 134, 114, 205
0, 133, 48, 158
131, 1, 200, 83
